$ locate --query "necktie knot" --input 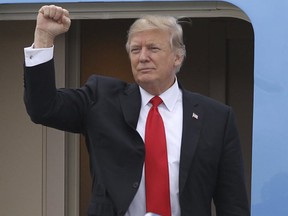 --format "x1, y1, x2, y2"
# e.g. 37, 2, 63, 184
150, 96, 163, 107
